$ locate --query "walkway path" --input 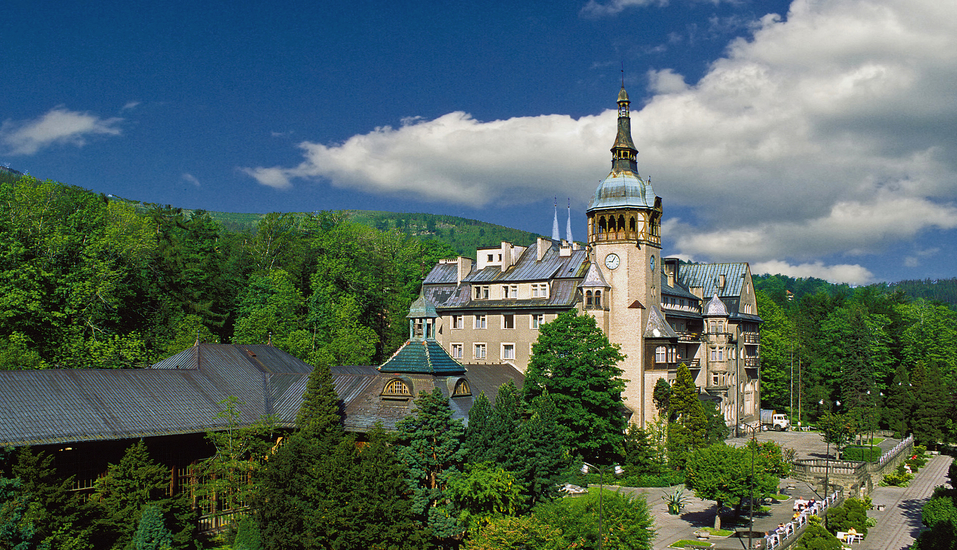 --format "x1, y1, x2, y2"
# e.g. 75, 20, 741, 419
859, 453, 953, 550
